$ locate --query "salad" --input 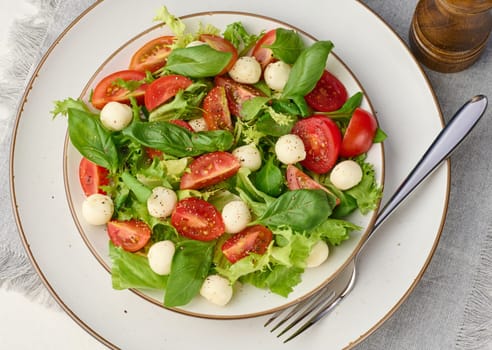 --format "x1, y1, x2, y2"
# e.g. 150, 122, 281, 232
53, 7, 385, 309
